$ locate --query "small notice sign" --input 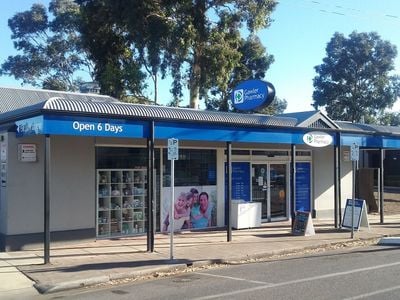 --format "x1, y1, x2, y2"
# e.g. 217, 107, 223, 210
18, 144, 37, 162
292, 211, 315, 236
341, 199, 369, 230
